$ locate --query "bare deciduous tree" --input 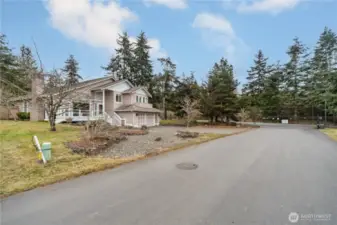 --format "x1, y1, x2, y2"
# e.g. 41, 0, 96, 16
41, 70, 75, 131
237, 108, 249, 123
181, 96, 201, 127
32, 41, 77, 131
